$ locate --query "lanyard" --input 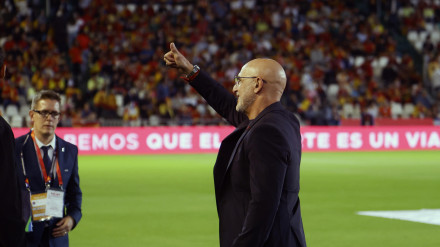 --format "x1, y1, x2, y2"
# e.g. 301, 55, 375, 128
20, 135, 31, 192
27, 131, 64, 189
